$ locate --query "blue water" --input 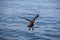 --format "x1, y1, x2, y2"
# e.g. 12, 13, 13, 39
0, 0, 60, 40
